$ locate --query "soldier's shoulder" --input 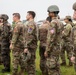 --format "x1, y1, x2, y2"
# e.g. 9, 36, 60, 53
64, 24, 72, 31
17, 21, 23, 25
52, 19, 62, 24
51, 19, 63, 29
17, 21, 24, 27
29, 21, 36, 25
66, 23, 72, 28
51, 19, 58, 26
40, 23, 49, 29
50, 21, 56, 27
